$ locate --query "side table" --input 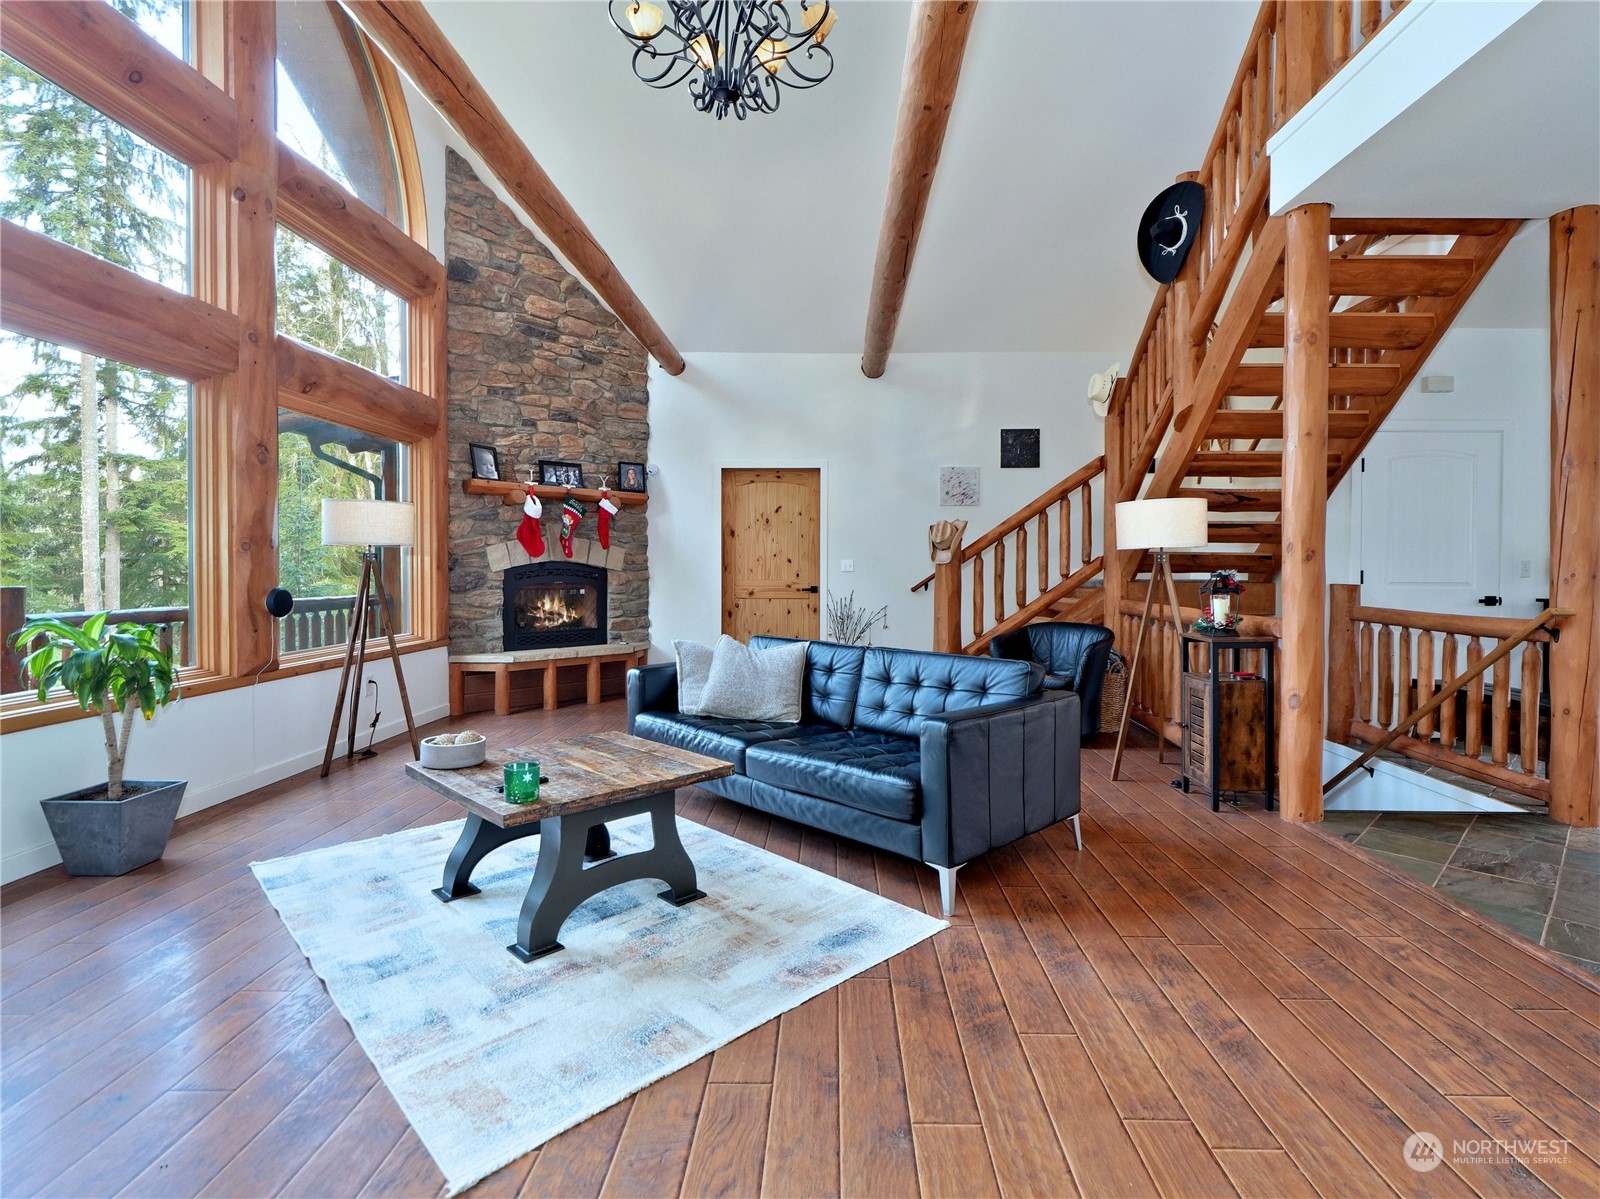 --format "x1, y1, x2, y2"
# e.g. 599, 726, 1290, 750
1178, 629, 1277, 812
